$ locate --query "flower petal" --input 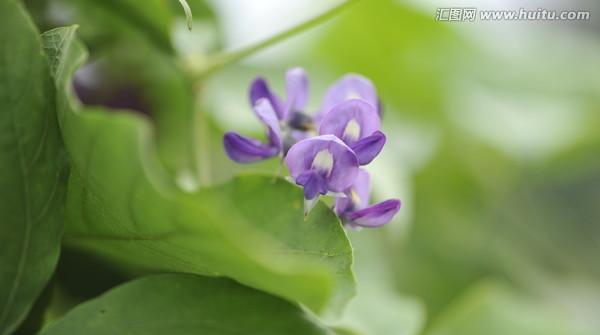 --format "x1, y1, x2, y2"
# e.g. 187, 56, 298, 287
321, 74, 378, 115
254, 98, 282, 149
223, 132, 279, 163
295, 170, 328, 200
319, 99, 380, 145
249, 77, 285, 119
335, 169, 371, 216
285, 135, 359, 192
345, 199, 401, 228
350, 131, 386, 165
284, 67, 309, 116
